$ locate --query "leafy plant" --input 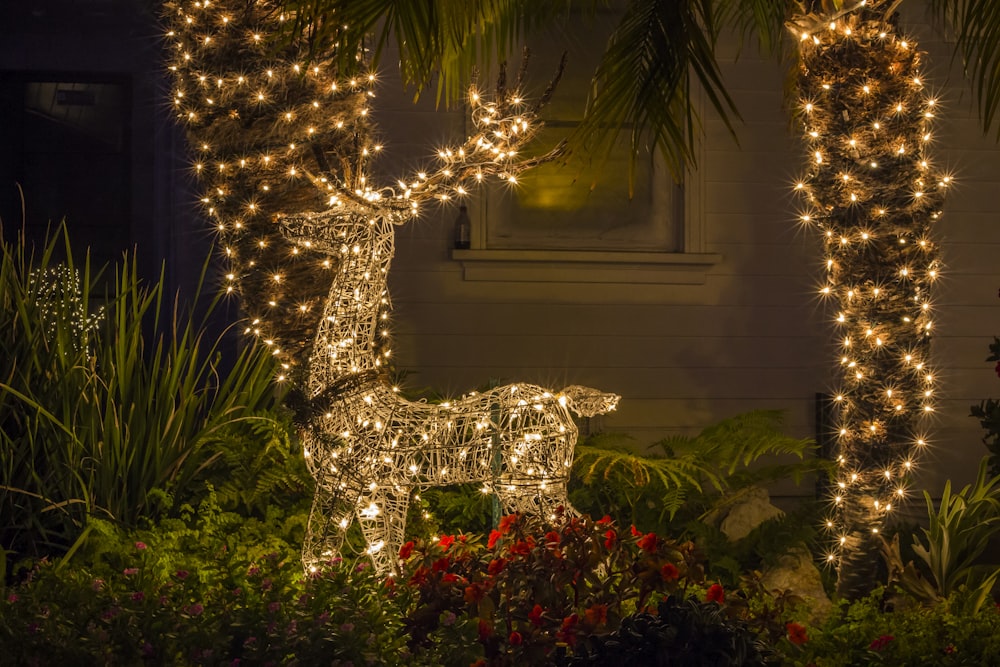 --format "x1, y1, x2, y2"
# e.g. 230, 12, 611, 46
0, 227, 283, 565
0, 491, 403, 665
565, 595, 774, 667
880, 457, 1000, 614
797, 587, 1000, 666
570, 411, 820, 528
969, 337, 1000, 477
